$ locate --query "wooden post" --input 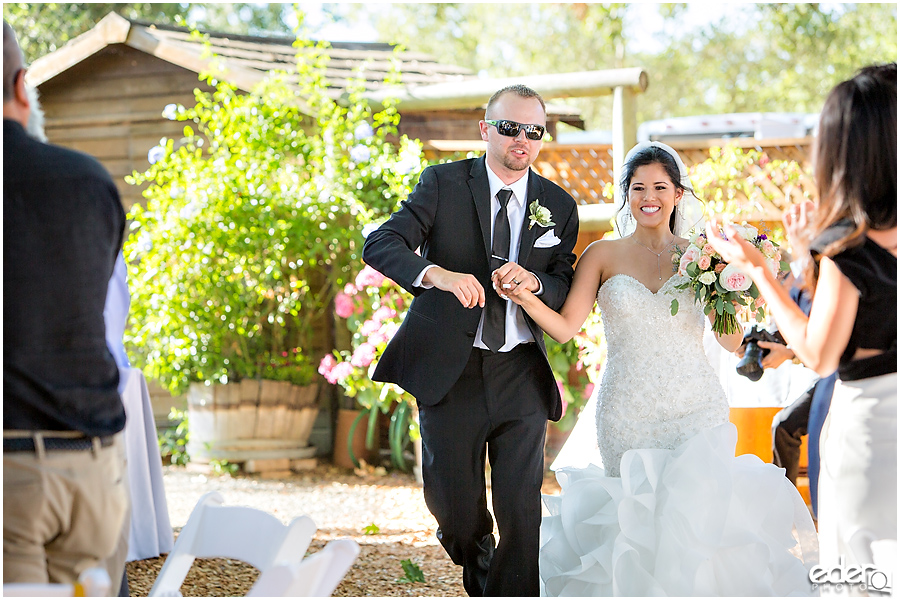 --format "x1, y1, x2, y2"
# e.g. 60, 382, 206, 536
612, 85, 638, 211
